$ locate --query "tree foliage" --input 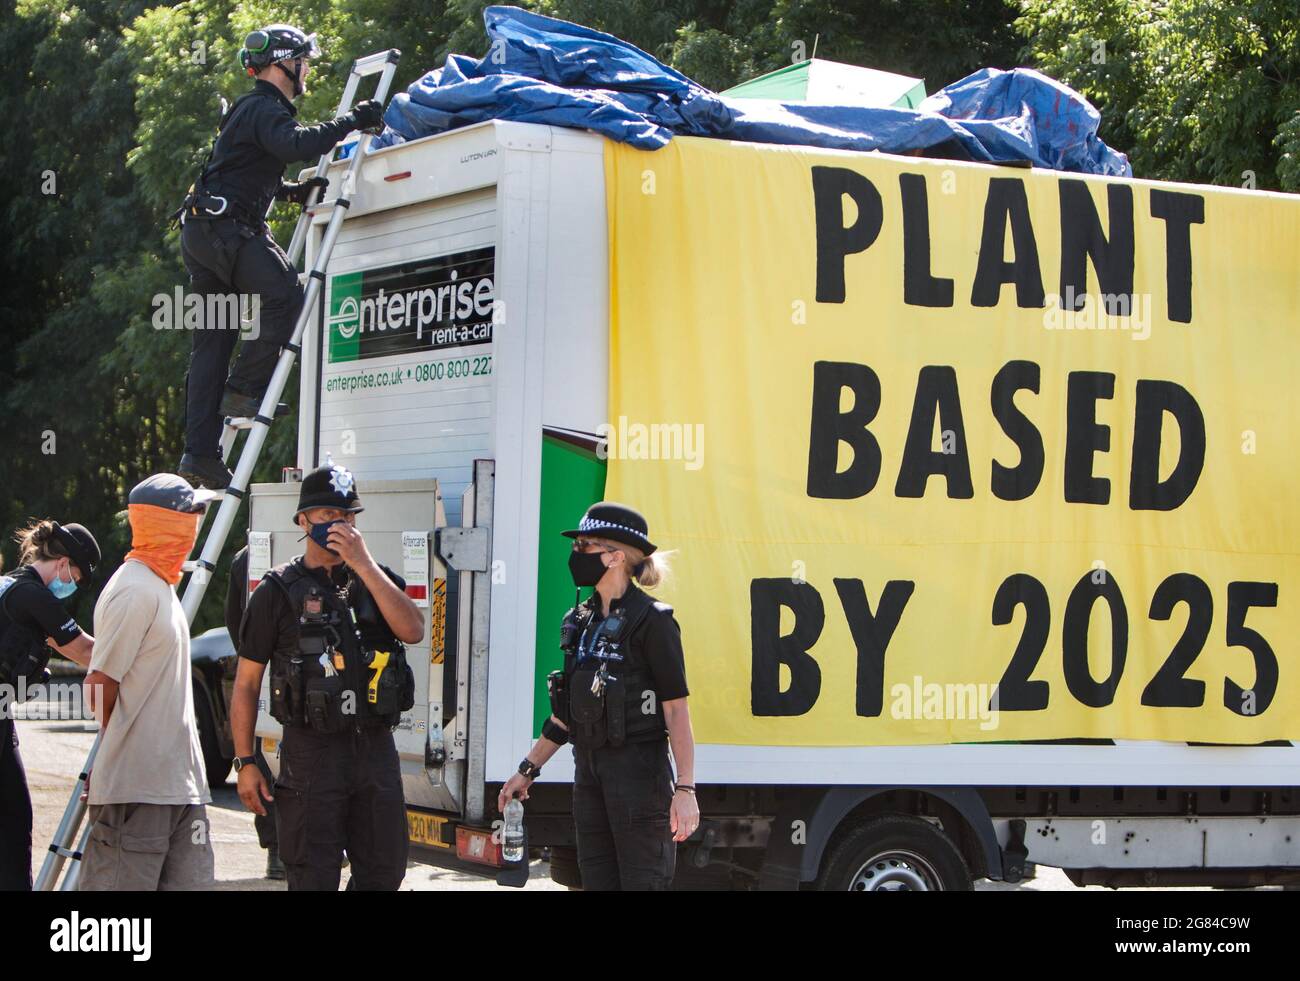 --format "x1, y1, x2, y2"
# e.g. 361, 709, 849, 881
1016, 0, 1300, 190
